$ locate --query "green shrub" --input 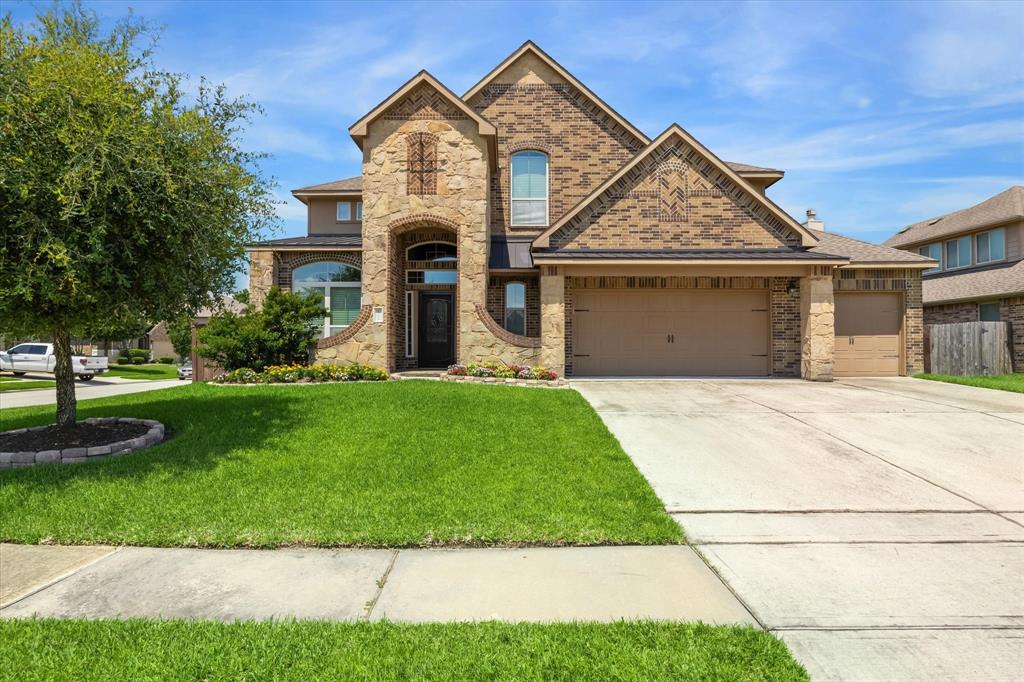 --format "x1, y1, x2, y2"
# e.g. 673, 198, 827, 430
156, 357, 174, 364
213, 363, 388, 384
131, 357, 145, 365
197, 287, 324, 372
115, 357, 131, 365
126, 348, 150, 362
